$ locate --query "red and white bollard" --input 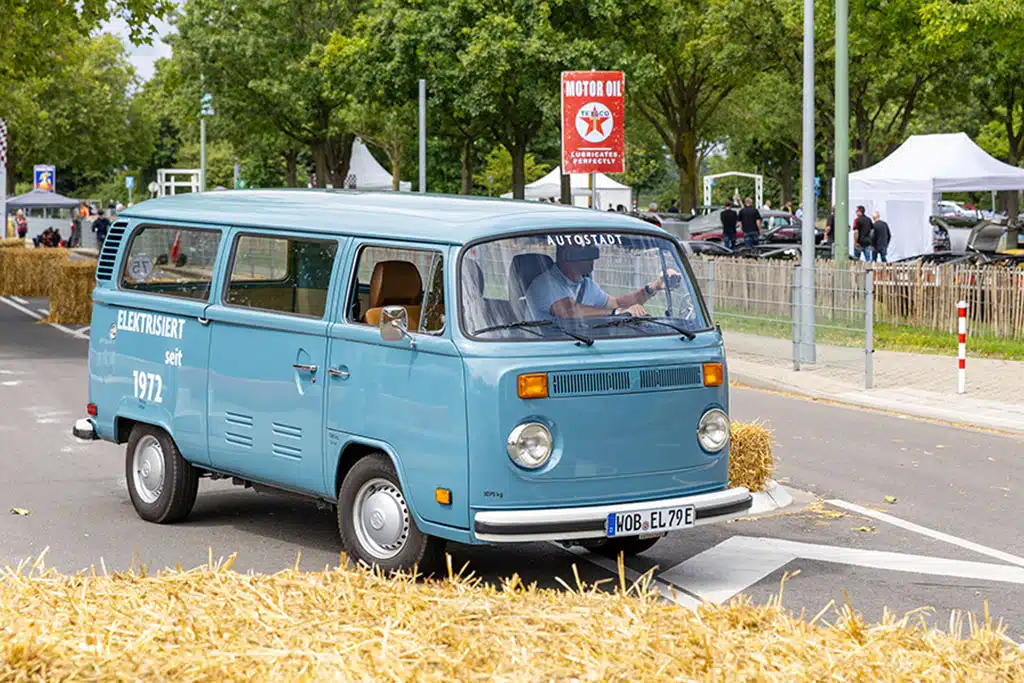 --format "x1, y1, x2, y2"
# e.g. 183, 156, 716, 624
957, 300, 967, 394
